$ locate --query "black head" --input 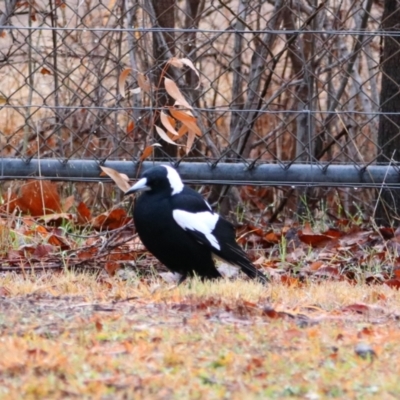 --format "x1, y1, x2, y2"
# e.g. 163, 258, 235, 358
125, 165, 184, 196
